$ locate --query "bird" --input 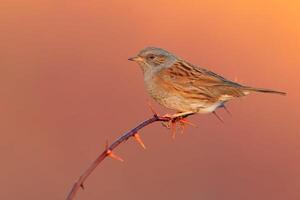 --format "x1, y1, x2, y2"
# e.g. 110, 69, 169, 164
128, 47, 286, 120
